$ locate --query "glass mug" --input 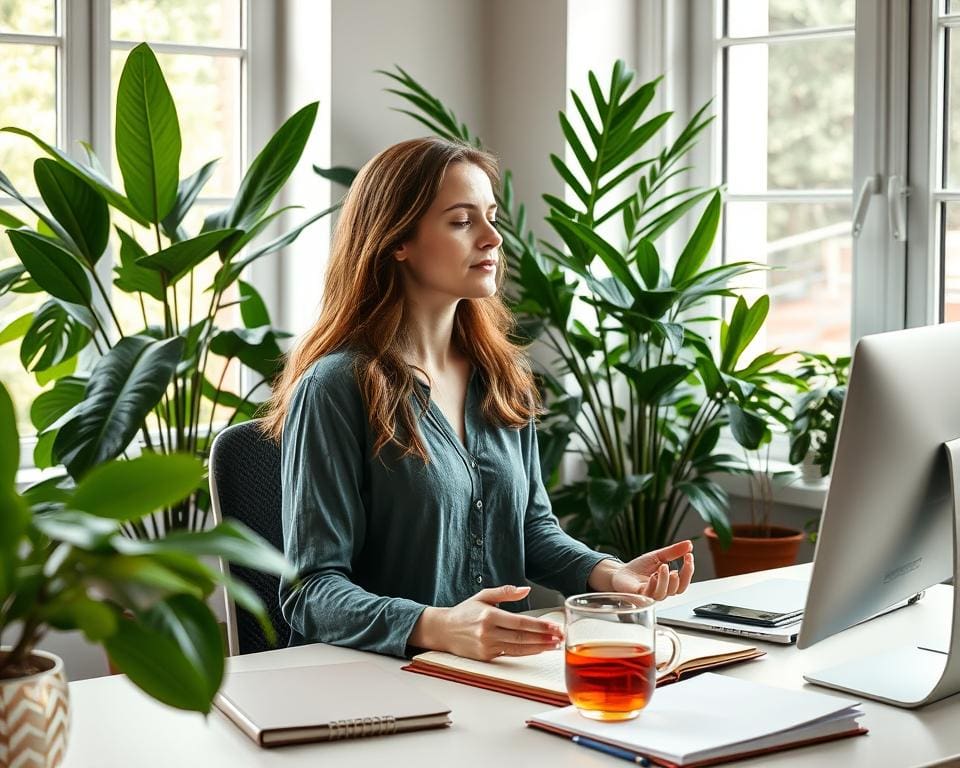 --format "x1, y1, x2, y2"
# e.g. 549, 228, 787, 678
564, 593, 682, 721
